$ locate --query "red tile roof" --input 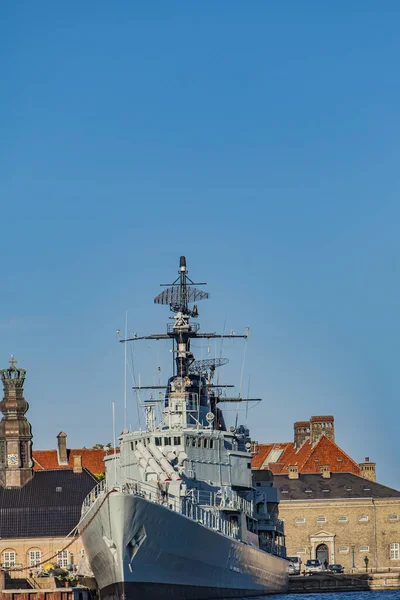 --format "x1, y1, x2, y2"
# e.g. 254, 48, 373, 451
310, 415, 334, 422
301, 435, 360, 474
33, 448, 115, 476
252, 443, 275, 469
252, 435, 360, 475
